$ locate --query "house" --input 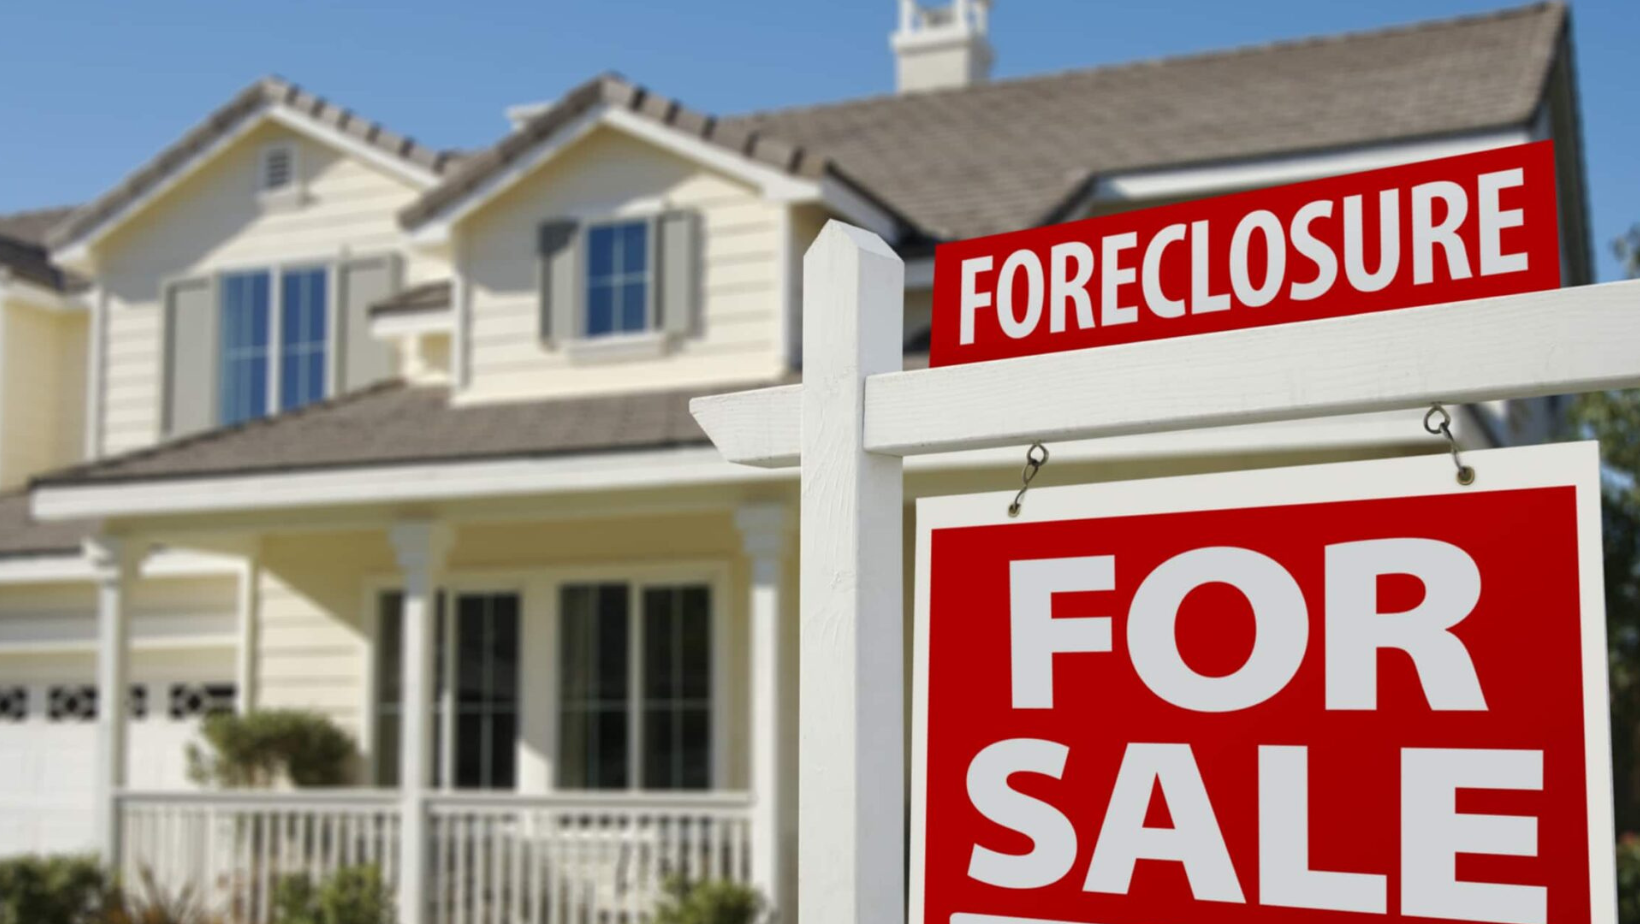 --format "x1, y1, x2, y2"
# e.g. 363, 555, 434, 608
0, 1, 1589, 921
